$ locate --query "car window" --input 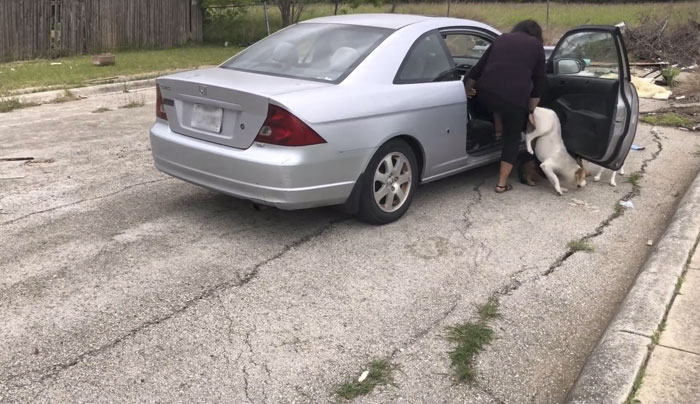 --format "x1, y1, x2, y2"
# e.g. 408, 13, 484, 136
395, 31, 455, 84
552, 31, 620, 79
442, 33, 491, 67
222, 23, 393, 83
